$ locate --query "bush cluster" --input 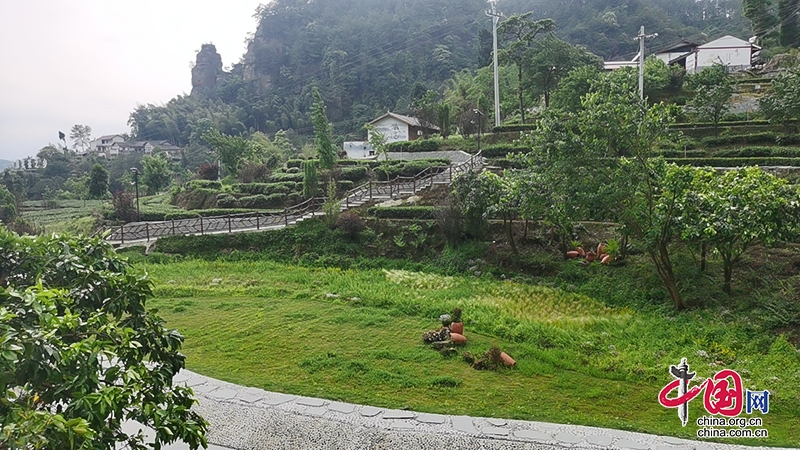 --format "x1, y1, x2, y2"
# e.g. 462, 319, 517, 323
374, 160, 449, 179
712, 147, 800, 158
186, 180, 222, 190
233, 182, 297, 196
668, 157, 800, 167
269, 172, 305, 183
339, 166, 368, 182
701, 133, 800, 148
491, 124, 536, 133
